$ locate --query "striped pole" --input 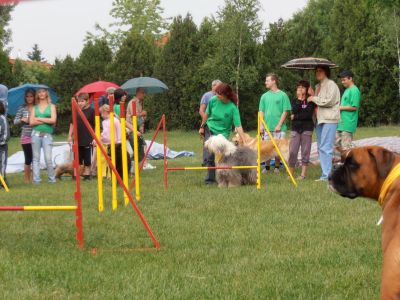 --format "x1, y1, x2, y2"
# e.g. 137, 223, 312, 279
94, 98, 104, 212
257, 112, 261, 189
131, 101, 140, 201
120, 101, 129, 206
0, 174, 9, 192
260, 117, 297, 187
163, 115, 168, 190
168, 166, 258, 171
0, 206, 77, 211
109, 95, 118, 210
